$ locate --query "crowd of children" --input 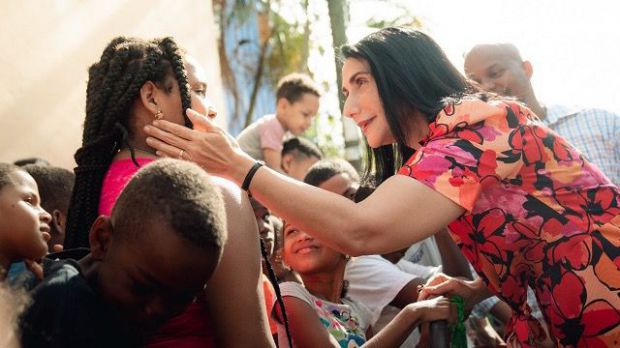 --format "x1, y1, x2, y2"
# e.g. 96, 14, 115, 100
3, 25, 619, 348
